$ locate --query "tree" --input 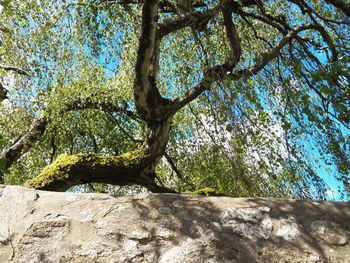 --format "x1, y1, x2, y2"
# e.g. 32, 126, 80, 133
0, 0, 349, 199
